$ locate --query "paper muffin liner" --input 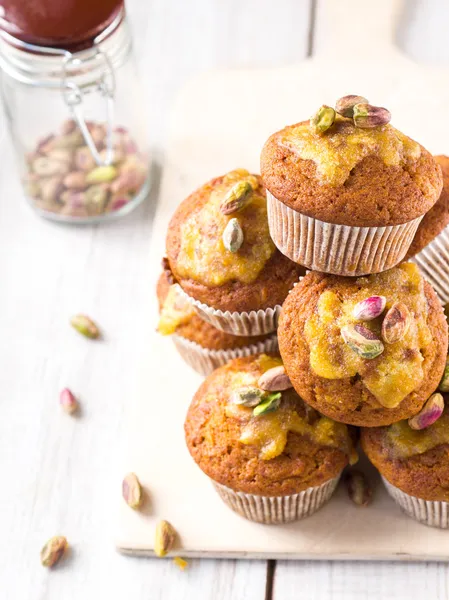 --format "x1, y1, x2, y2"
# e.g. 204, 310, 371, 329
213, 476, 340, 524
382, 477, 449, 528
172, 333, 279, 376
267, 190, 423, 276
410, 224, 449, 304
177, 286, 281, 336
